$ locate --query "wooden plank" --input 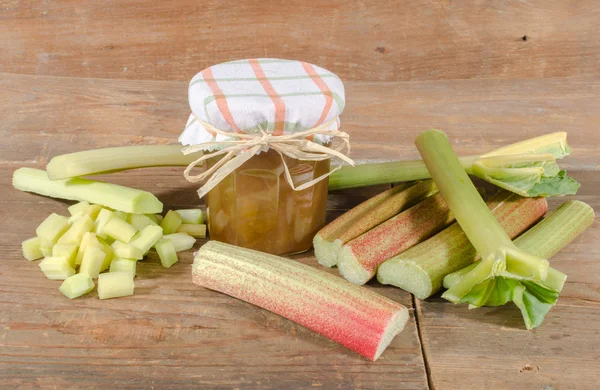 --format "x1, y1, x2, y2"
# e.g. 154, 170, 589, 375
1, 73, 599, 168
1, 1, 600, 82
0, 166, 427, 389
